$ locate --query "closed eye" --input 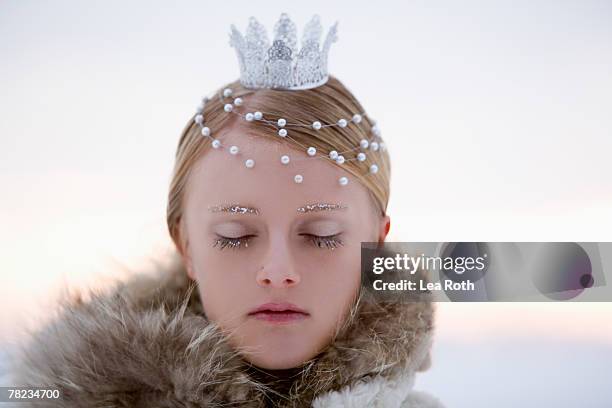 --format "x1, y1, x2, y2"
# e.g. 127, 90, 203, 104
212, 234, 344, 251
300, 233, 344, 250
212, 234, 256, 250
